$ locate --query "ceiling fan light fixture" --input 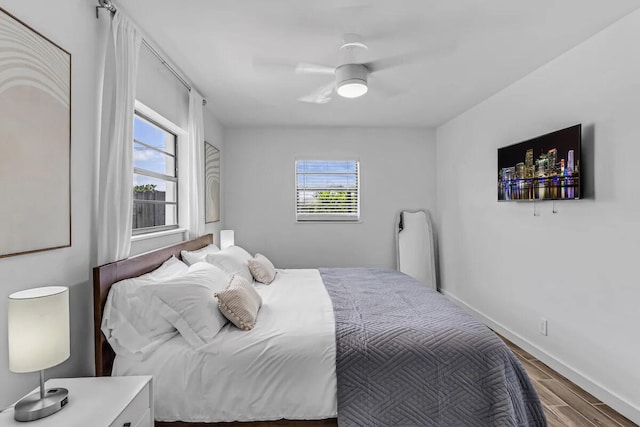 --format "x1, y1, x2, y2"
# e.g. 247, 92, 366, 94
336, 64, 369, 99
337, 80, 368, 98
